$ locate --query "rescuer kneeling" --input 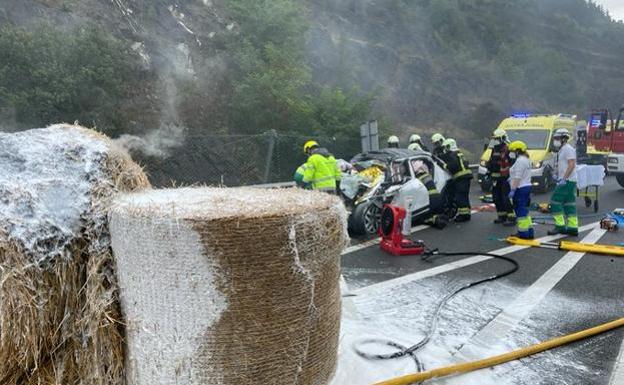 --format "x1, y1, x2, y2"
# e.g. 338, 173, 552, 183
508, 141, 534, 240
